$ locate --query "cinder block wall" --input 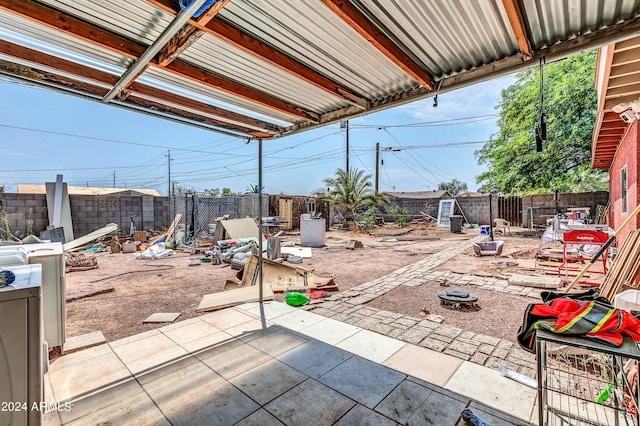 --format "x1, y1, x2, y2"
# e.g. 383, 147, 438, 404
0, 193, 48, 239
385, 198, 441, 218
0, 193, 172, 239
521, 191, 609, 228
455, 196, 493, 225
